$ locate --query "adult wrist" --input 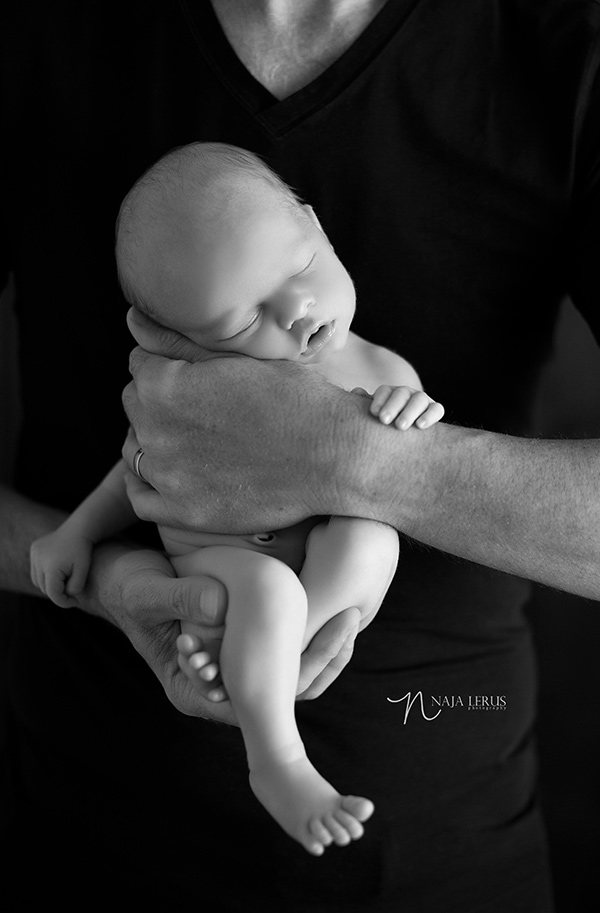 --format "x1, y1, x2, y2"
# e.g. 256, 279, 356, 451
329, 397, 463, 534
324, 391, 401, 523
